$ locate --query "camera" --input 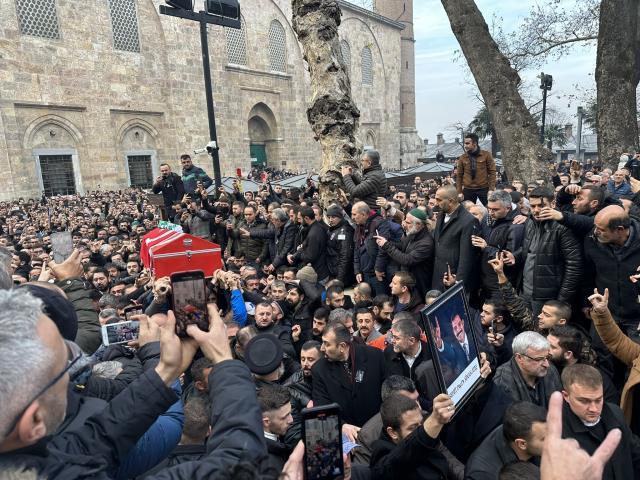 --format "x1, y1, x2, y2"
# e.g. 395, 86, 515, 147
194, 141, 219, 155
